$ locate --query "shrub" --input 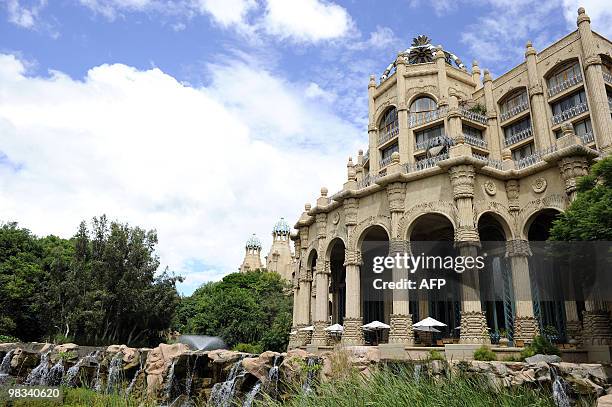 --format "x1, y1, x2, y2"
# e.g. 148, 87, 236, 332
0, 334, 20, 343
232, 342, 263, 354
520, 335, 560, 360
473, 346, 496, 361
428, 349, 445, 361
